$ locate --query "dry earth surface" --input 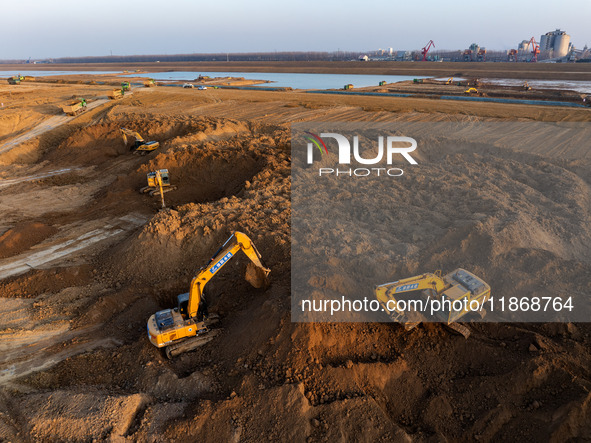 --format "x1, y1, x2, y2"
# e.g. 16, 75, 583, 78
0, 72, 590, 442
